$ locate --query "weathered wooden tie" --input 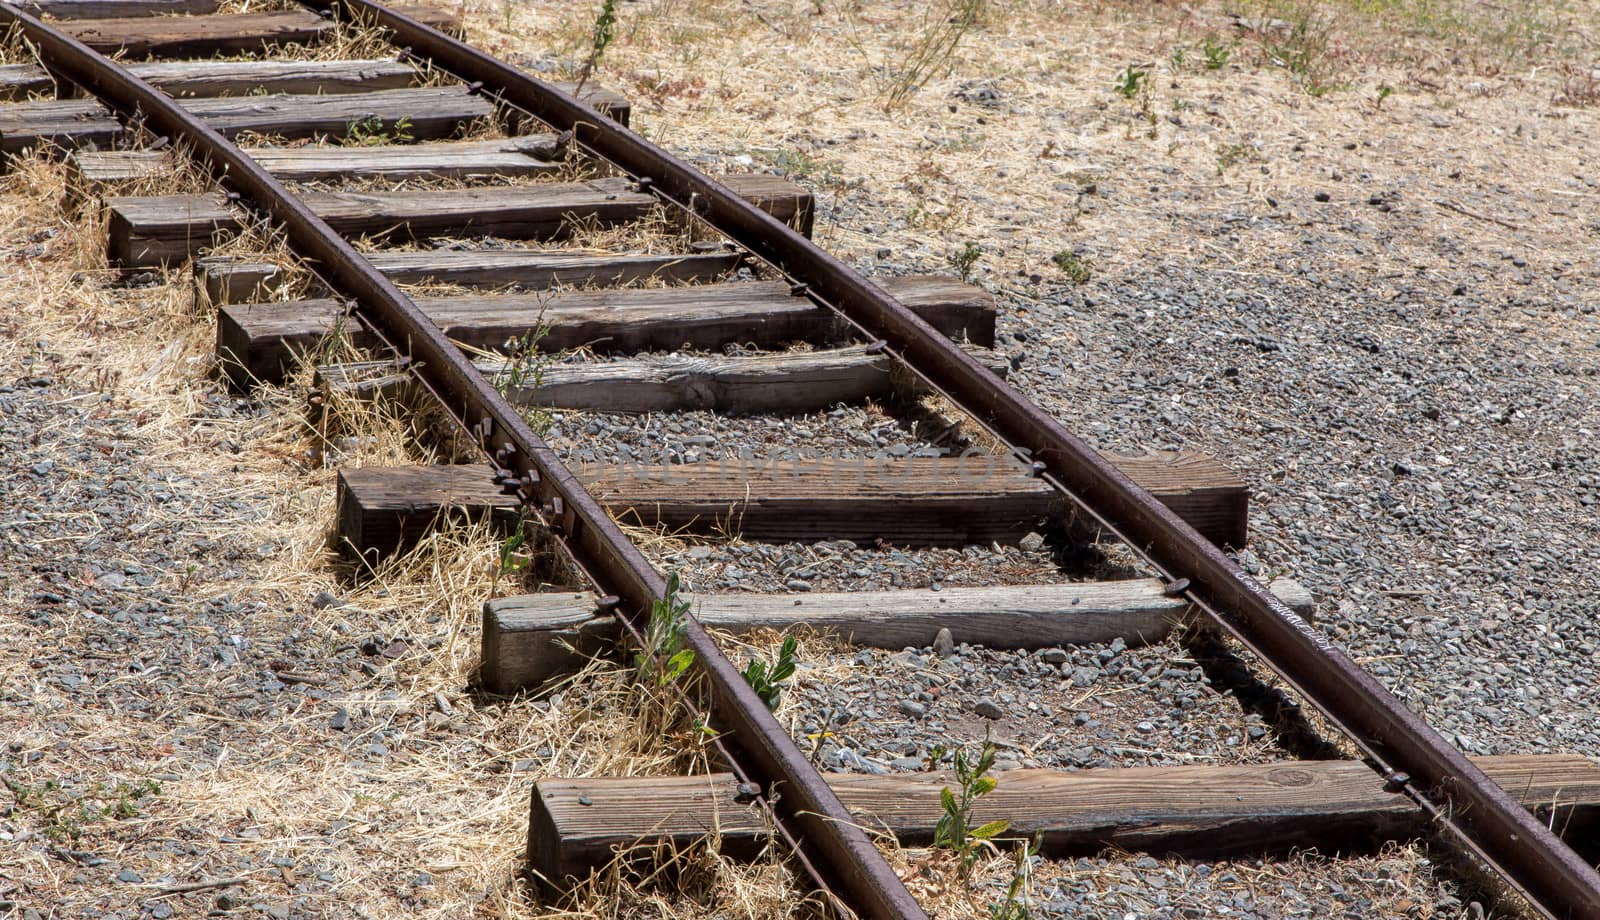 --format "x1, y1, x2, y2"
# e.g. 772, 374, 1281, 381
0, 55, 629, 122
526, 755, 1600, 889
108, 177, 651, 267
317, 342, 1006, 415
50, 6, 459, 58
109, 175, 811, 267
1, 86, 495, 158
18, 0, 218, 18
73, 135, 564, 189
0, 57, 415, 100
480, 580, 1313, 692
218, 276, 992, 385
197, 248, 740, 304
333, 452, 1245, 557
